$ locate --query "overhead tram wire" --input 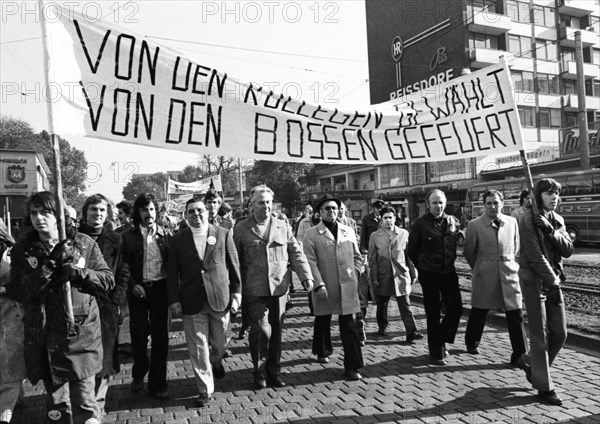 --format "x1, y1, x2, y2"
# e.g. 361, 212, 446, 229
146, 35, 365, 63
161, 44, 368, 80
